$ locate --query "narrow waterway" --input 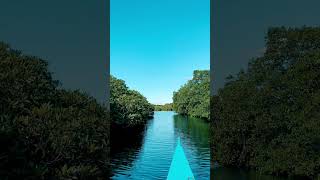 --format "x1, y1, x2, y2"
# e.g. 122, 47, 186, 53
110, 111, 292, 180
110, 111, 210, 179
